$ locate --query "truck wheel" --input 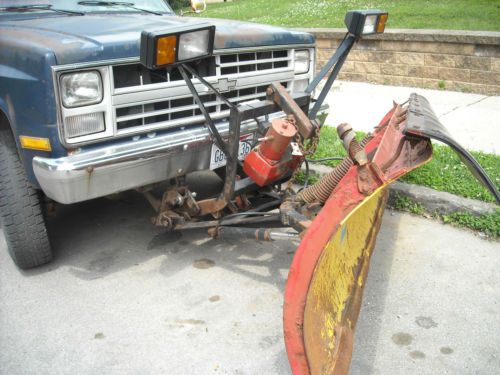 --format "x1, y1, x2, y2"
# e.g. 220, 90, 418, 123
0, 129, 53, 269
